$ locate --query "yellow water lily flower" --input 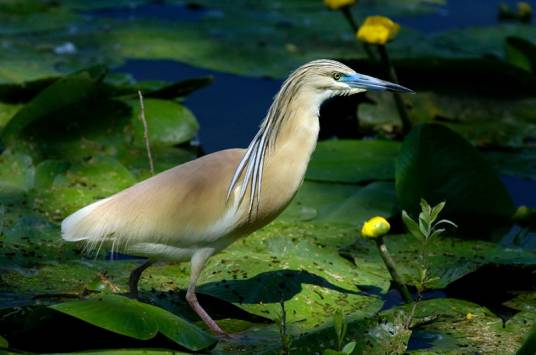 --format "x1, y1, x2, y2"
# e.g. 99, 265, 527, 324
324, 0, 356, 10
361, 216, 390, 238
518, 2, 532, 18
356, 16, 400, 45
